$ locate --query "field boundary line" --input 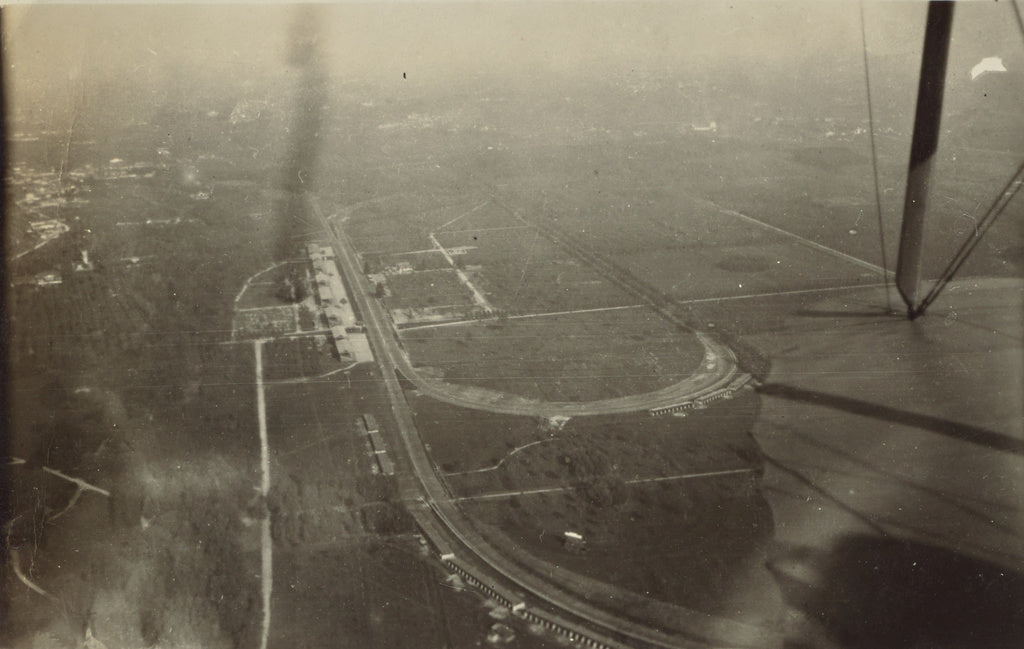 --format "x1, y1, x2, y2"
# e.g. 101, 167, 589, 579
269, 363, 358, 385
435, 200, 490, 231
234, 305, 295, 313
509, 304, 647, 320
443, 225, 532, 234
428, 232, 493, 311
453, 467, 756, 502
233, 261, 292, 308
624, 468, 756, 484
445, 438, 556, 476
709, 202, 893, 276
673, 282, 891, 306
399, 303, 647, 331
